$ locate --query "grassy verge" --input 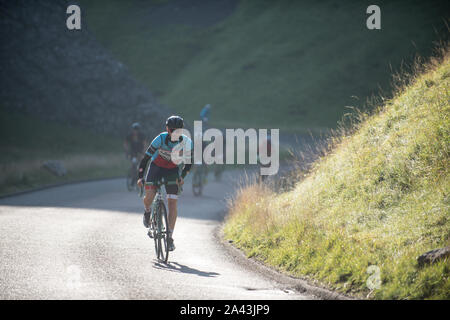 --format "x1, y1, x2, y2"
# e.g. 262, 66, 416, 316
224, 50, 450, 299
0, 110, 127, 196
0, 154, 127, 196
